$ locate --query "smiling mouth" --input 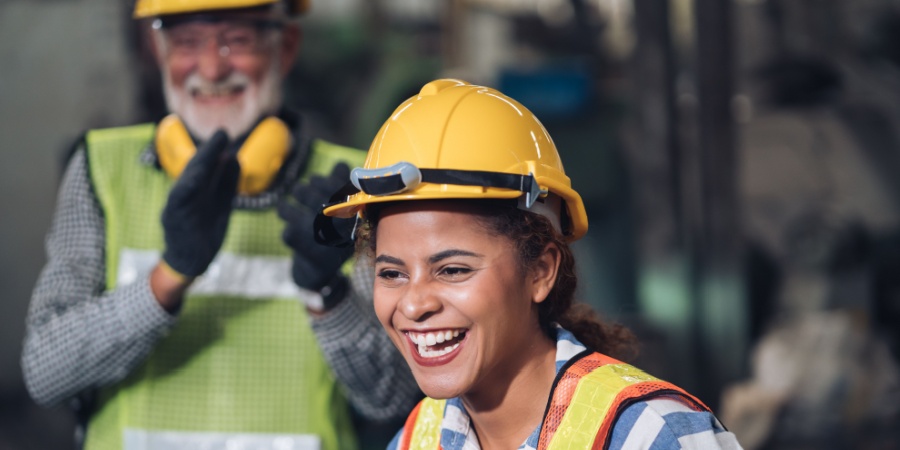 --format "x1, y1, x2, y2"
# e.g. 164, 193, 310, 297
407, 329, 467, 358
191, 85, 245, 100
